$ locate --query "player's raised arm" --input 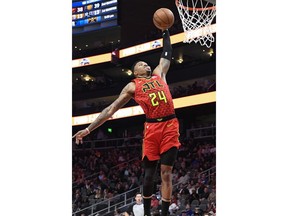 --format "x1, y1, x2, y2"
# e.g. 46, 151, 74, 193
153, 29, 172, 83
72, 82, 135, 144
